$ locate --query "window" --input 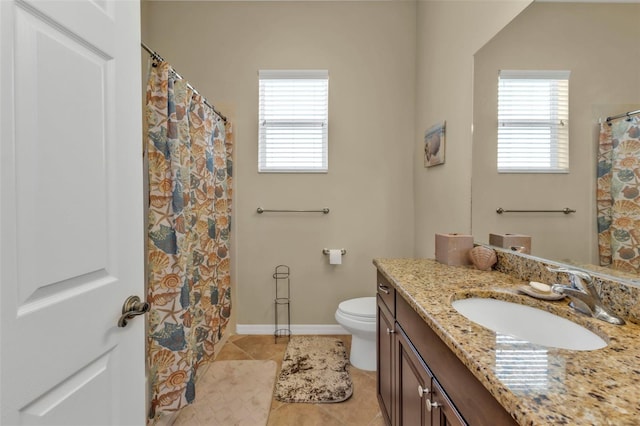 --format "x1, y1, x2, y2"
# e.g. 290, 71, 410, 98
258, 70, 329, 173
497, 70, 570, 173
